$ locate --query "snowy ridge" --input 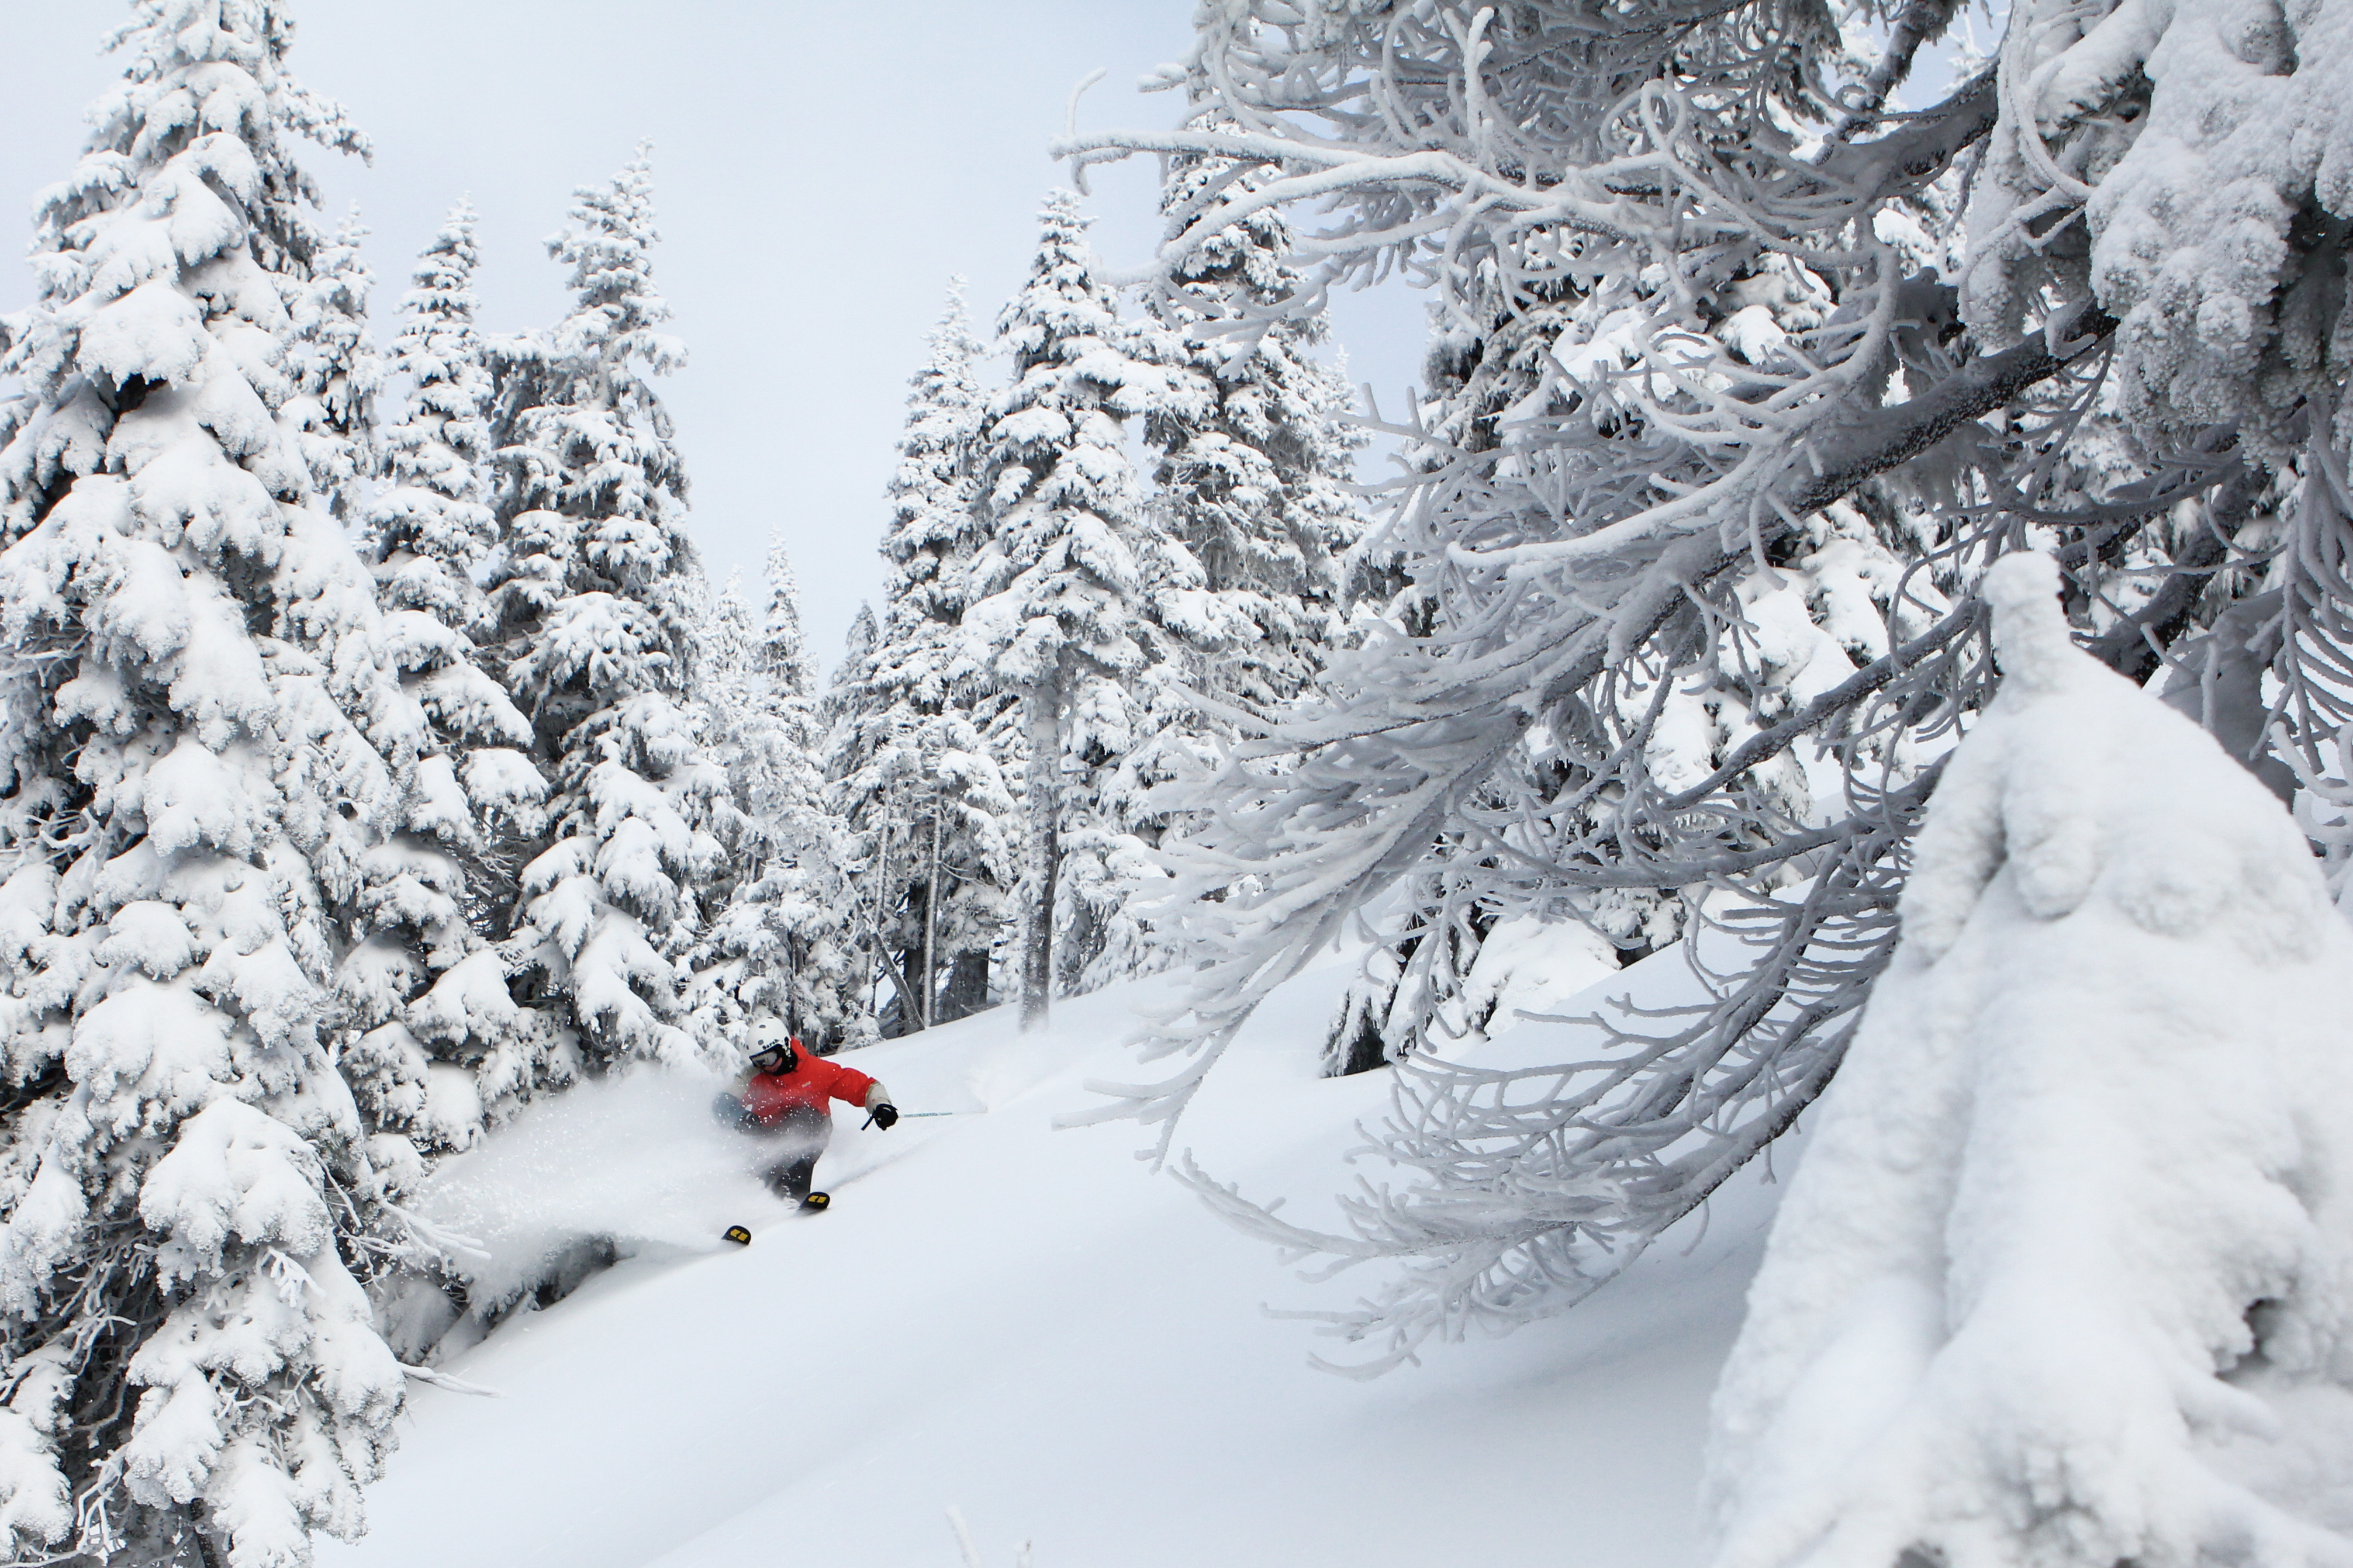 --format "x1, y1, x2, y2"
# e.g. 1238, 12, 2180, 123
321, 945, 1783, 1568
